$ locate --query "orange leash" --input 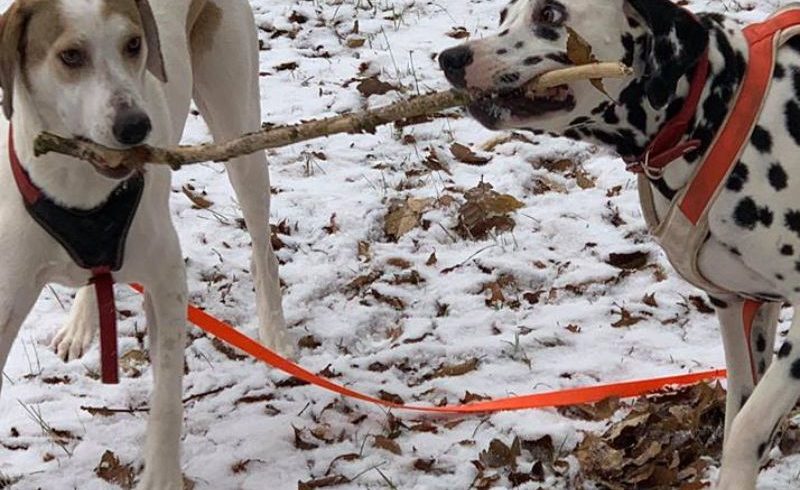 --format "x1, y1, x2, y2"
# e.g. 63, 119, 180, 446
131, 285, 725, 413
